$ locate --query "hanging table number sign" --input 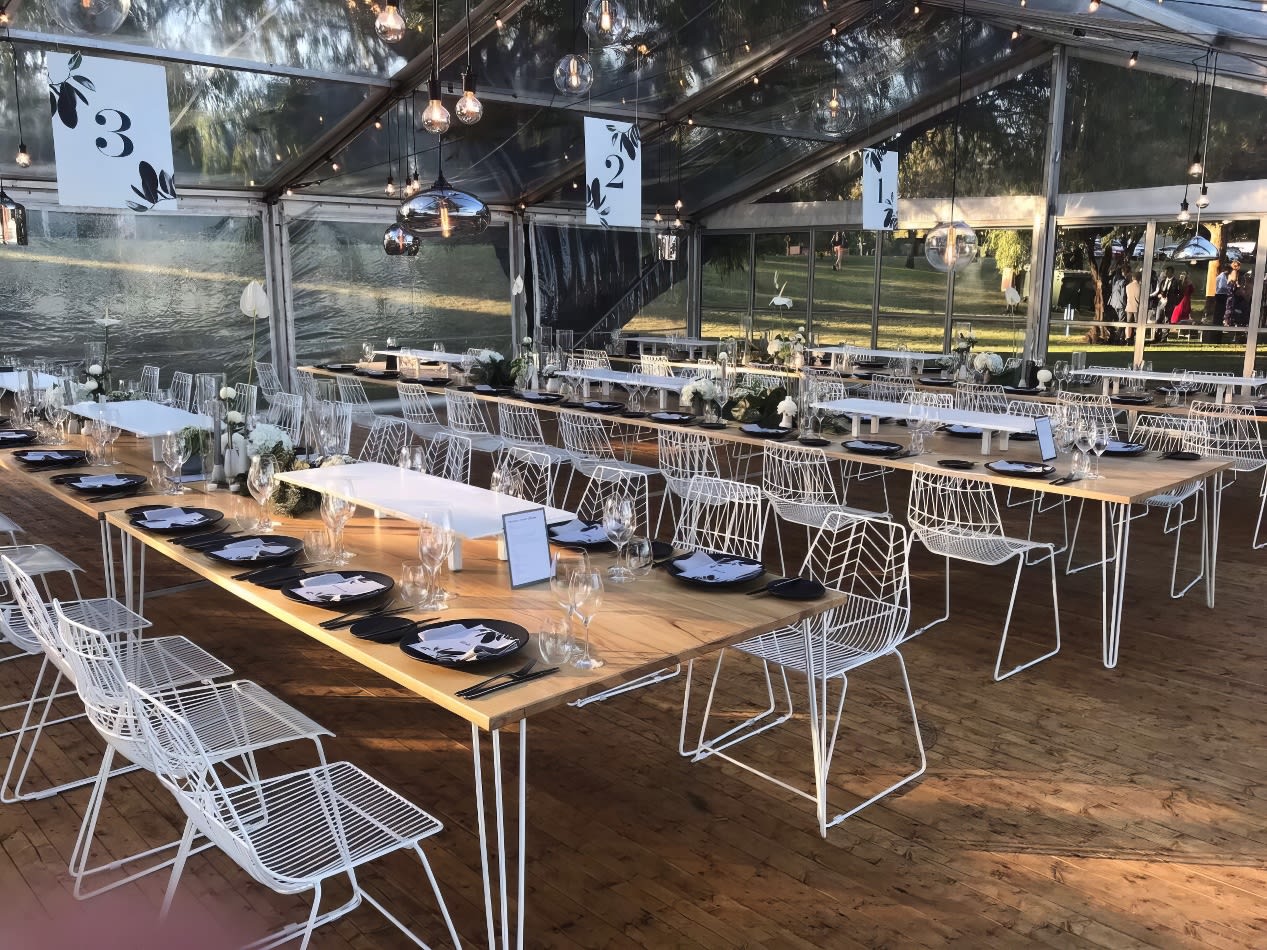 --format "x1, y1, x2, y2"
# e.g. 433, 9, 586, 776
584, 116, 641, 229
46, 52, 178, 212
